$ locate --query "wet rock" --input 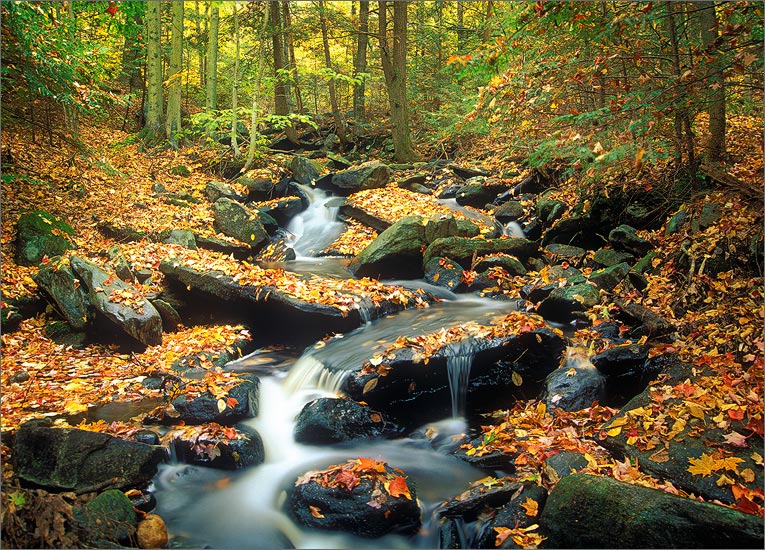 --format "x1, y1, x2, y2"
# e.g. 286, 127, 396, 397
541, 216, 608, 250
328, 161, 391, 195
539, 473, 764, 549
593, 248, 634, 267
424, 214, 459, 244
493, 200, 525, 223
240, 176, 278, 202
342, 325, 566, 427
162, 229, 197, 249
543, 362, 605, 412
326, 152, 352, 169
472, 484, 547, 549
15, 211, 77, 266
692, 202, 722, 233
590, 344, 648, 377
665, 206, 689, 235
107, 245, 137, 283
166, 374, 259, 425
544, 243, 587, 267
423, 236, 539, 269
70, 256, 163, 347
254, 235, 297, 262
536, 282, 599, 324
608, 224, 652, 256
397, 173, 427, 190
14, 418, 166, 492
437, 479, 528, 521
287, 460, 421, 538
537, 196, 567, 224
612, 297, 674, 338
170, 423, 265, 470
473, 254, 527, 276
544, 451, 589, 480
349, 216, 427, 279
455, 180, 500, 208
288, 155, 322, 185
33, 260, 91, 330
424, 256, 464, 291
255, 196, 304, 228
74, 489, 137, 546
450, 164, 489, 180
294, 398, 390, 444
587, 262, 630, 292
204, 181, 245, 203
633, 251, 659, 274
212, 197, 269, 250
149, 298, 182, 332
